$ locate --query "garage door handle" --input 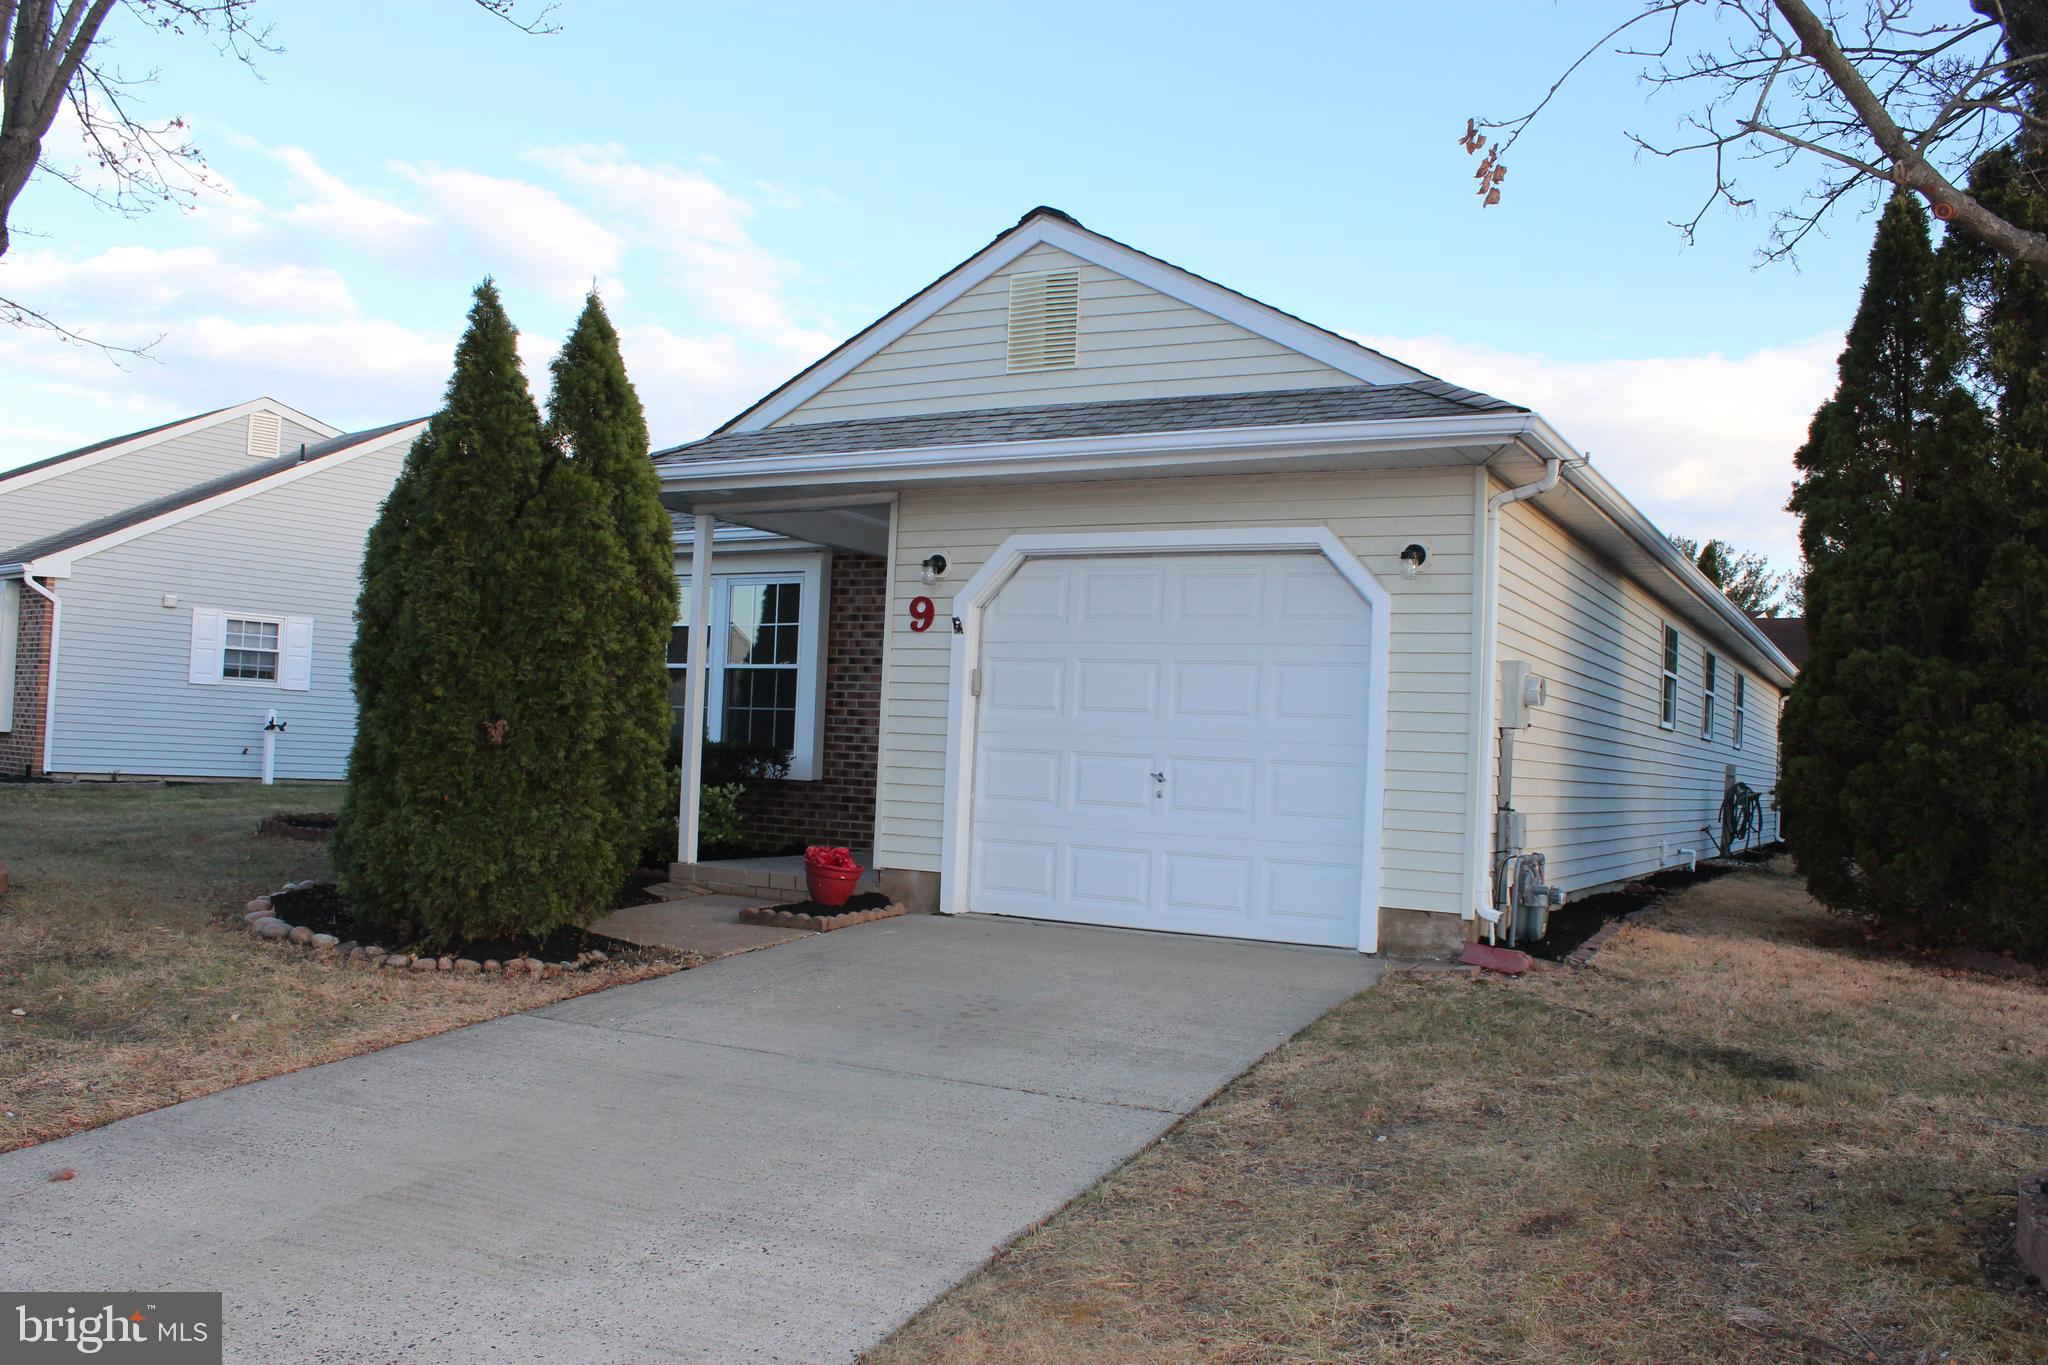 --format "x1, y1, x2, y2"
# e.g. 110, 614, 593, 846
1150, 771, 1165, 782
